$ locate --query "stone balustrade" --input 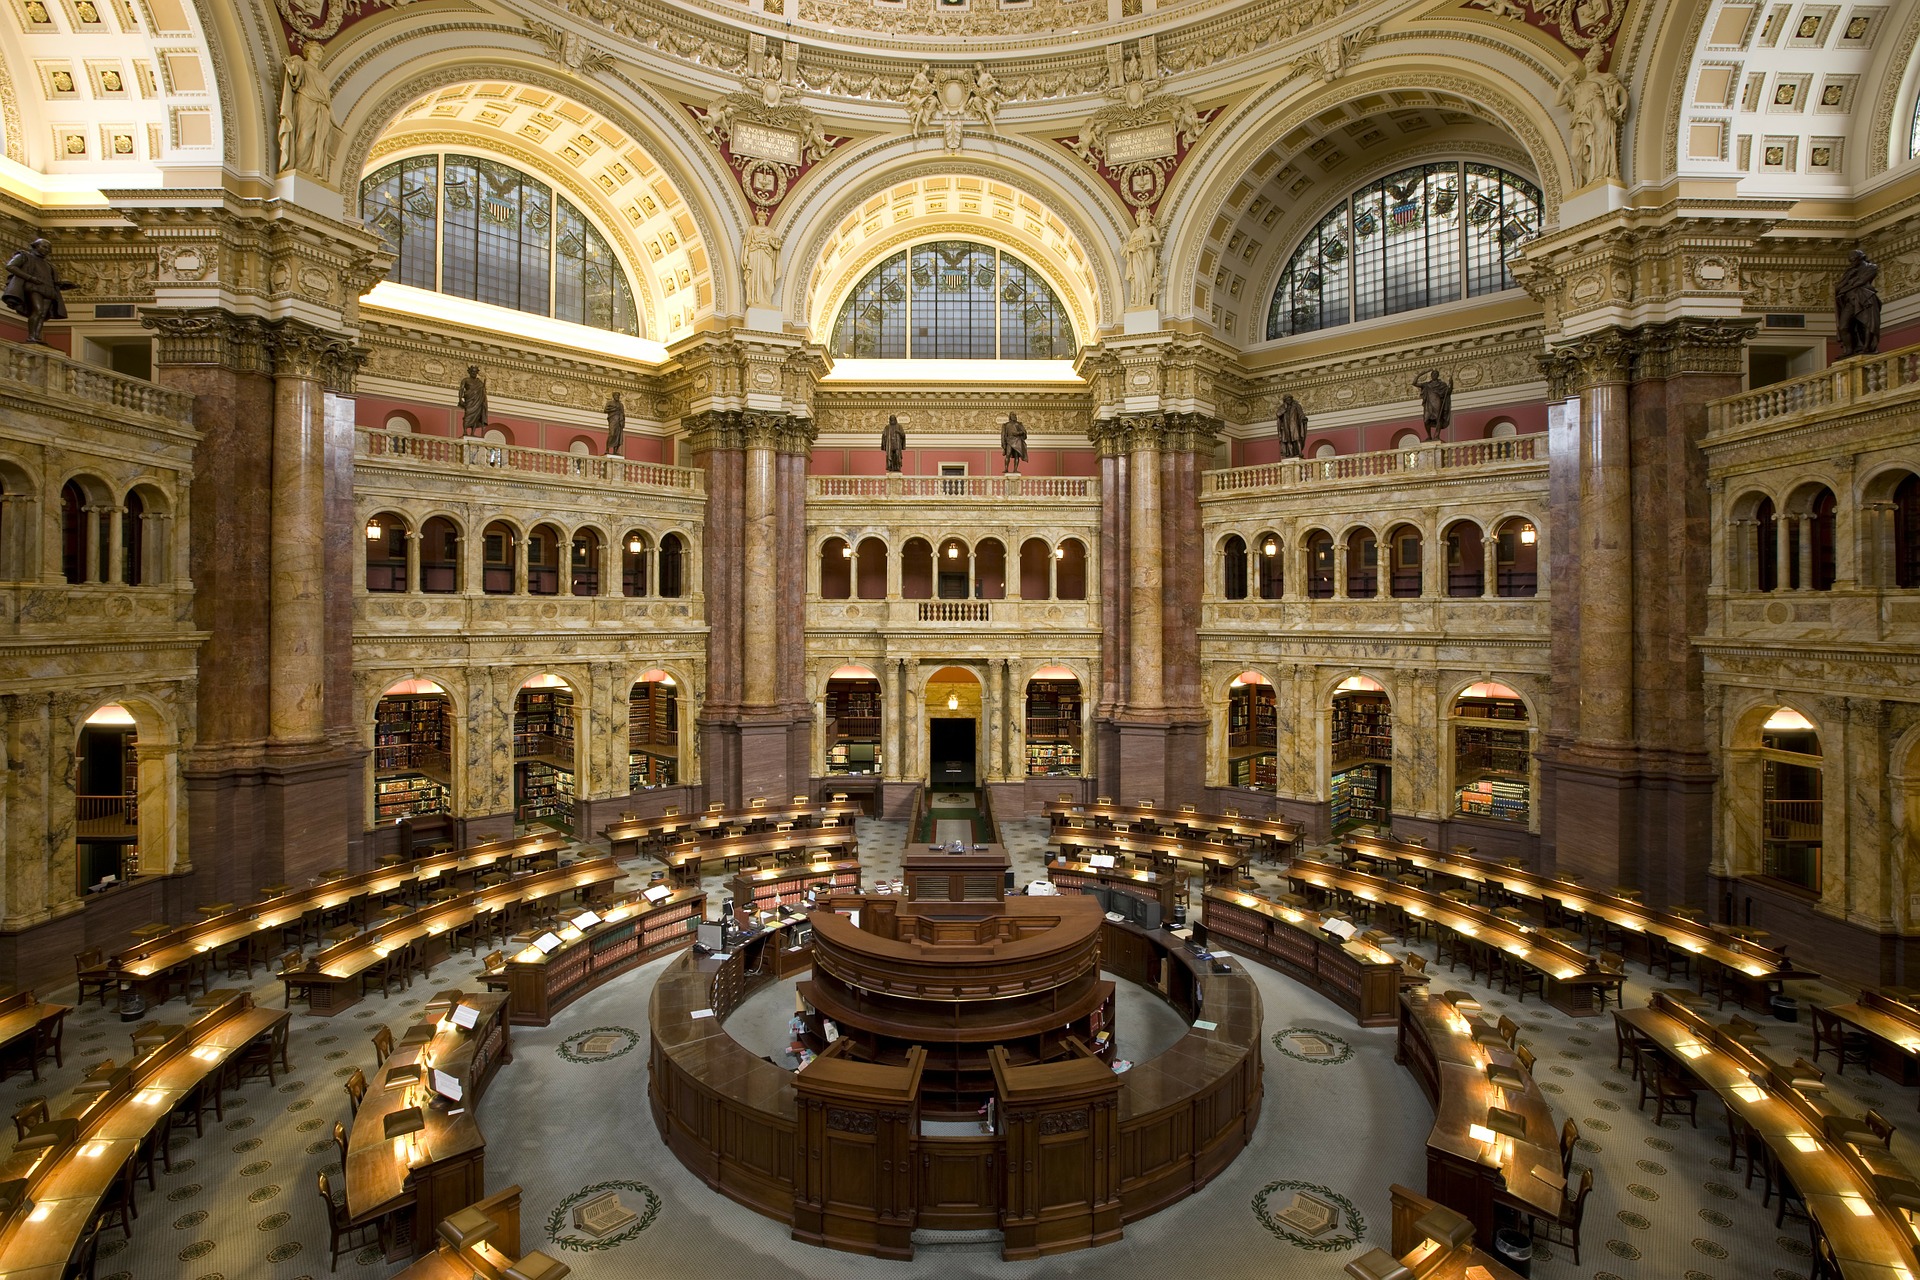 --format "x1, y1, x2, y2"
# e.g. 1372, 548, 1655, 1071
358, 428, 705, 493
1707, 345, 1920, 437
1203, 433, 1543, 495
0, 341, 196, 425
809, 474, 1097, 499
